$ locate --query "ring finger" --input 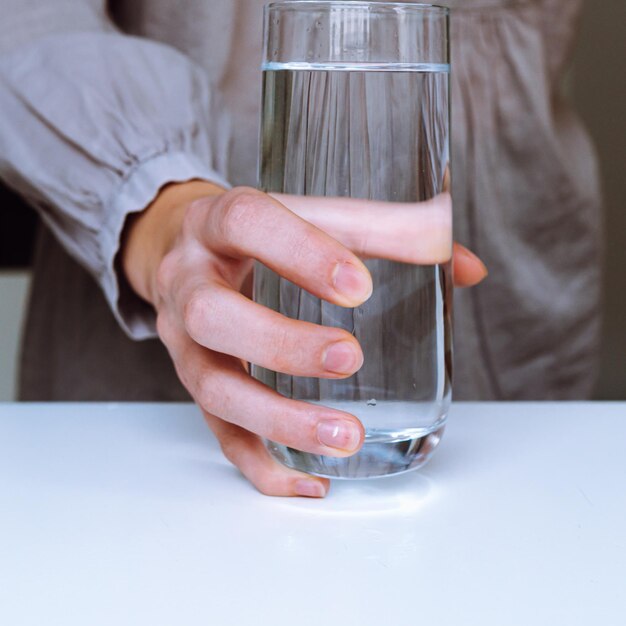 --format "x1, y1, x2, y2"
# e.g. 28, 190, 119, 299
169, 332, 364, 458
180, 280, 363, 378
